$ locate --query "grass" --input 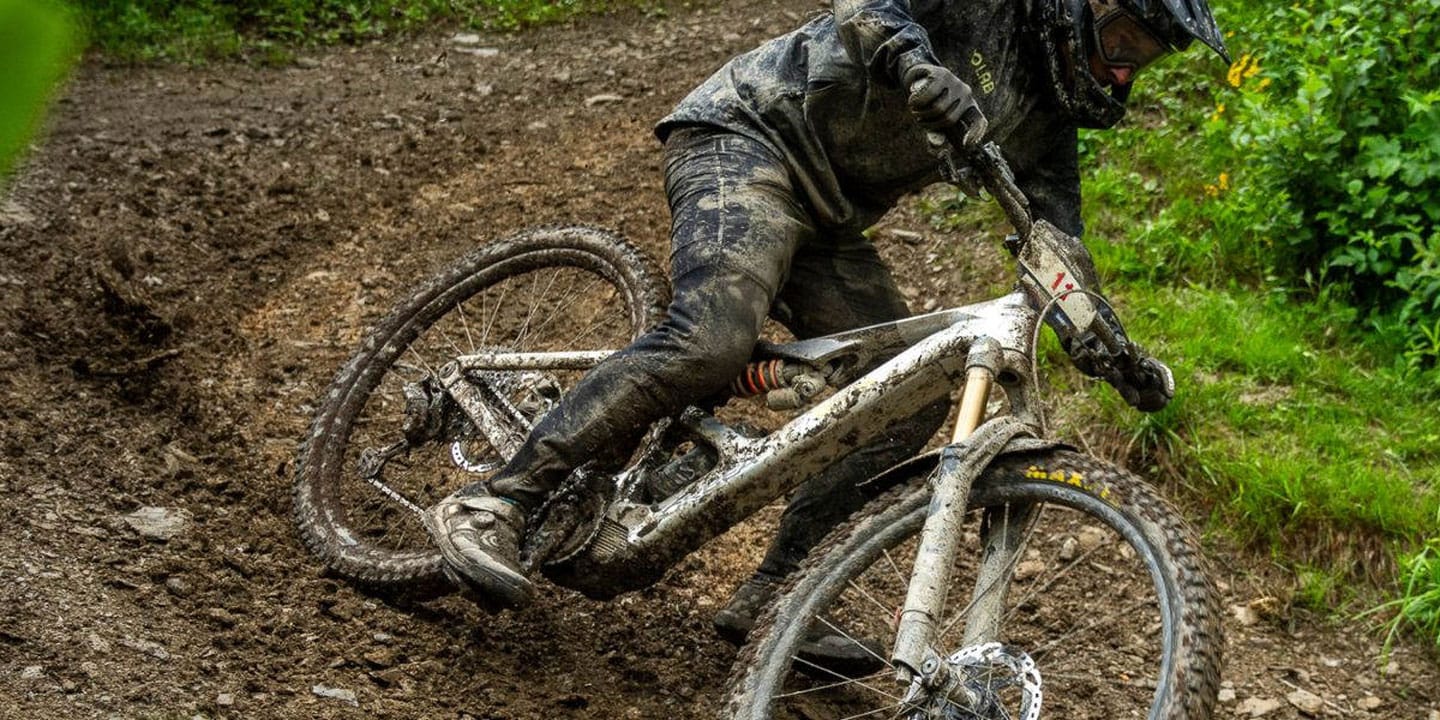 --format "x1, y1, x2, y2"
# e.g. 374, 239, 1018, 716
1, 0, 81, 180
1106, 284, 1440, 555
69, 0, 664, 63
1058, 32, 1440, 645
